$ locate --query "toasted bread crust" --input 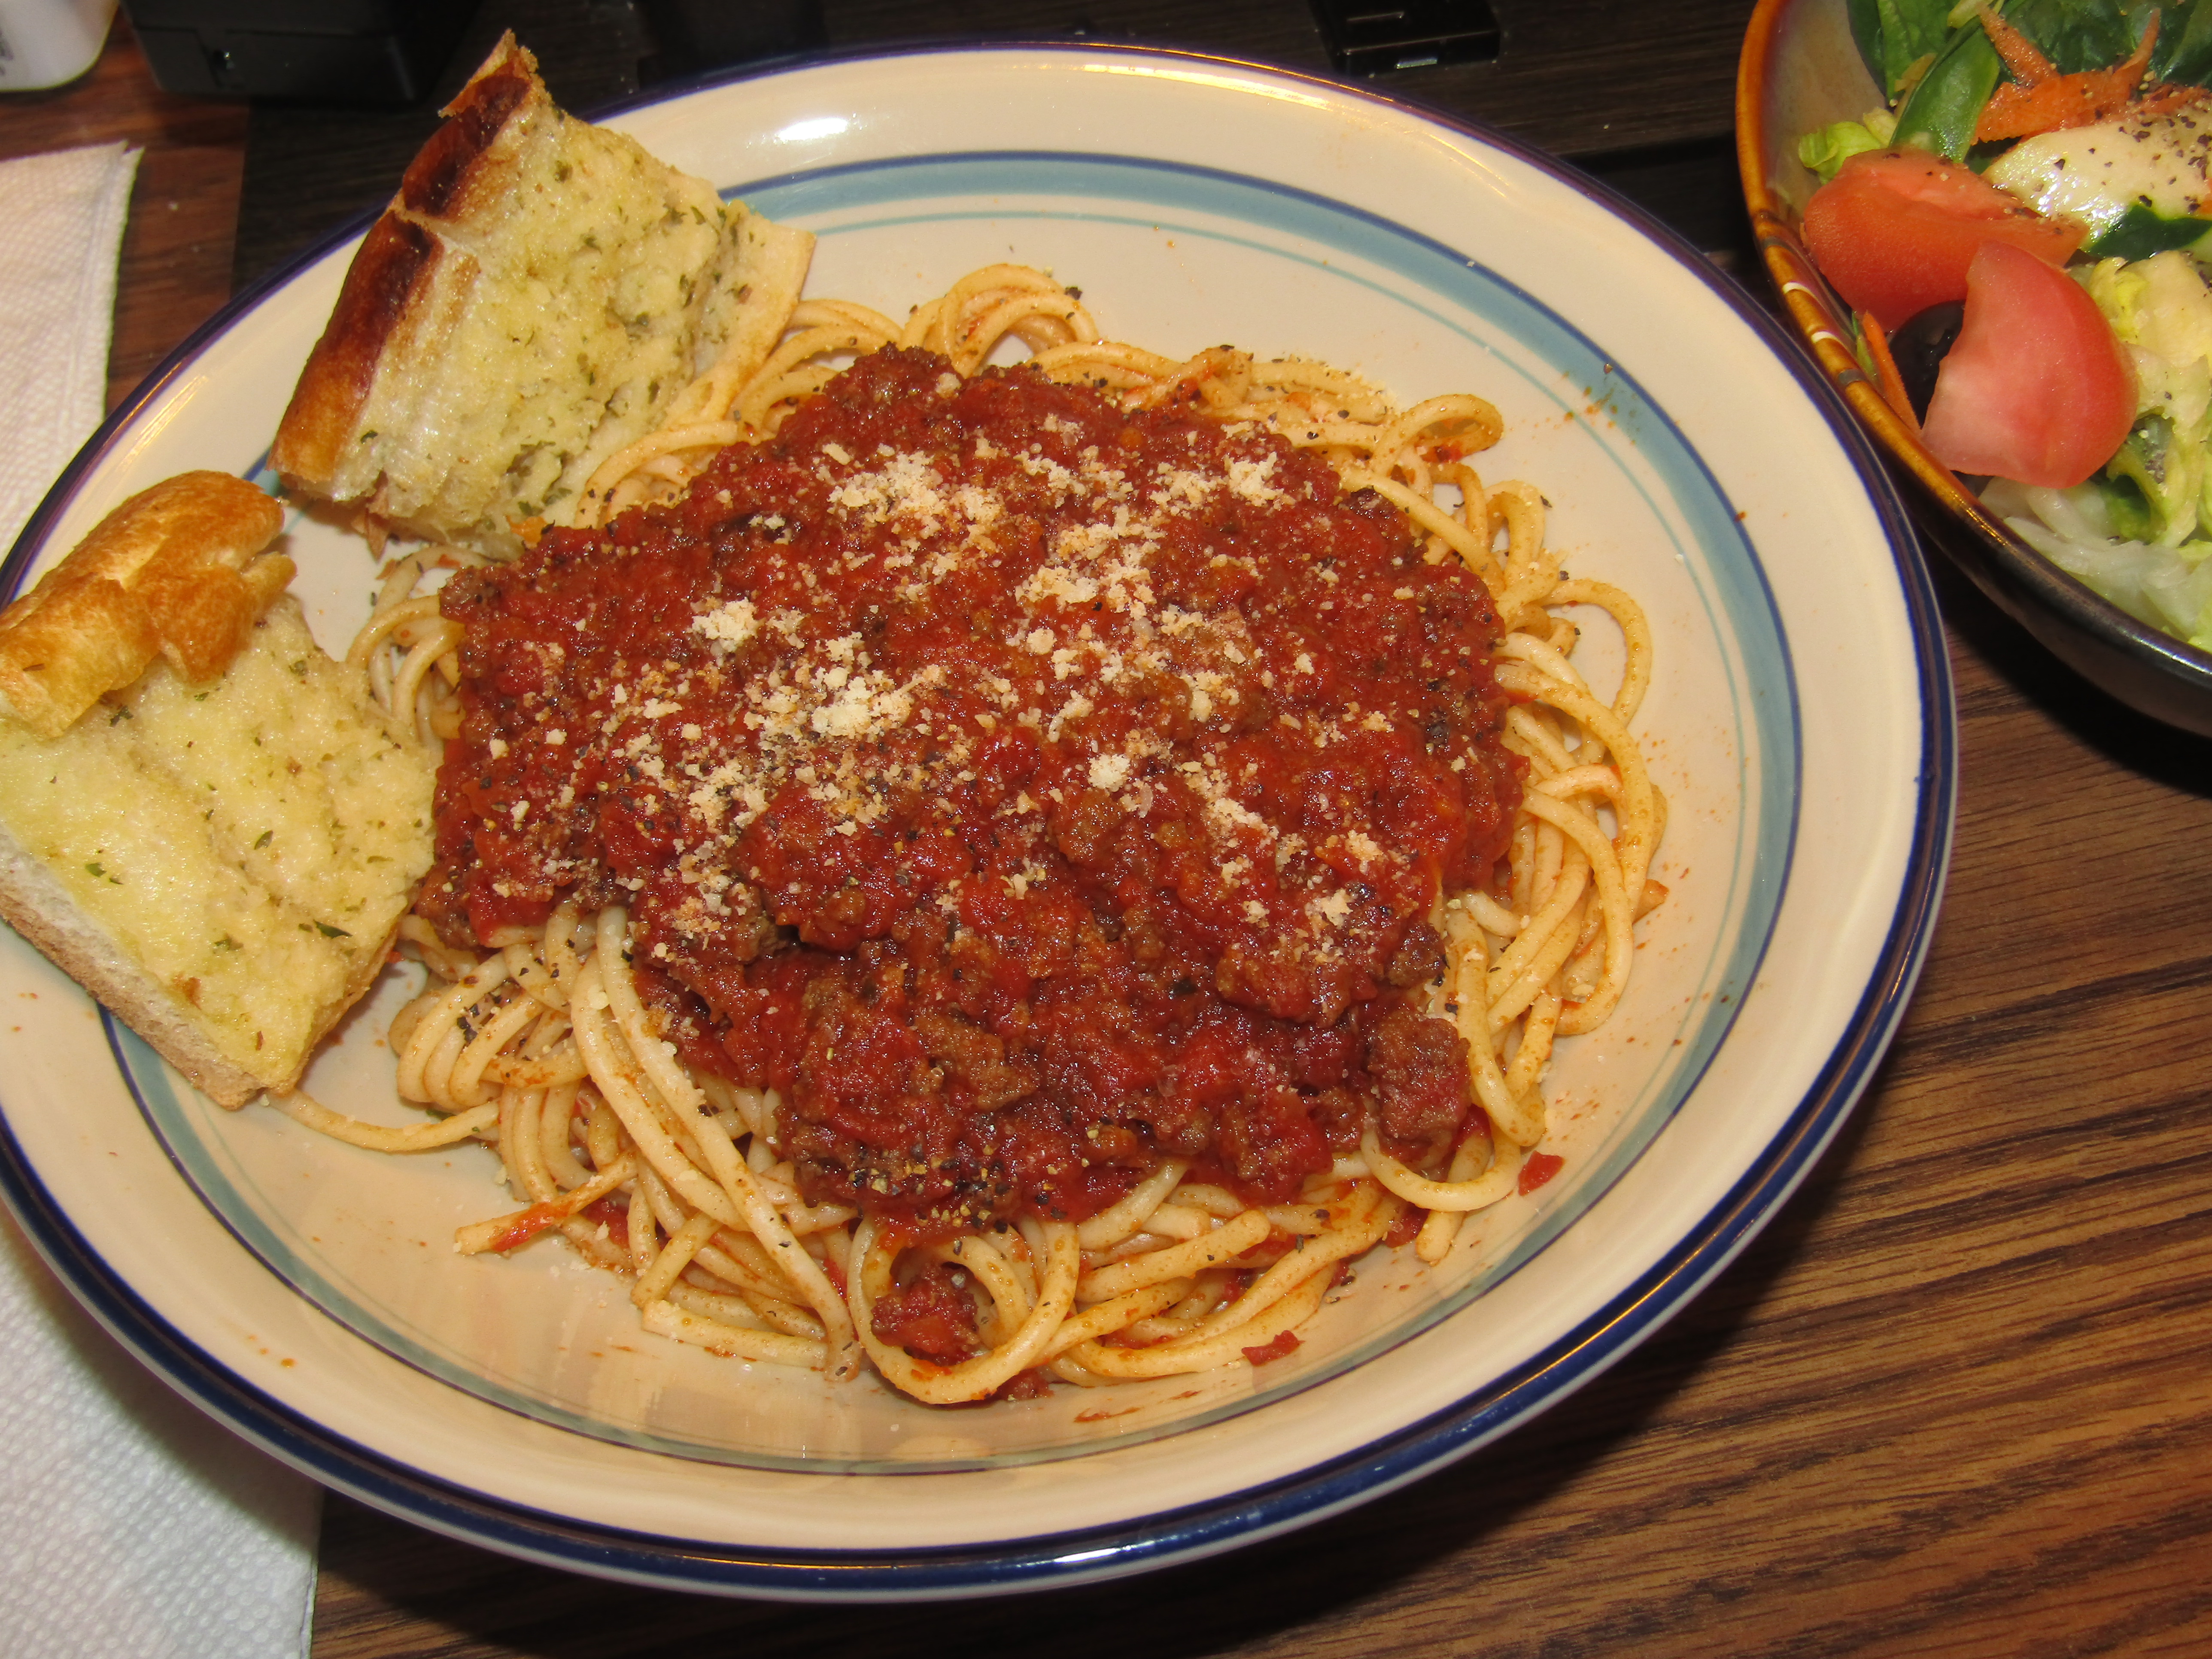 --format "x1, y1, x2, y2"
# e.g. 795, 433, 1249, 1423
268, 32, 812, 555
271, 36, 547, 501
267, 216, 444, 490
400, 40, 541, 222
0, 471, 289, 738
